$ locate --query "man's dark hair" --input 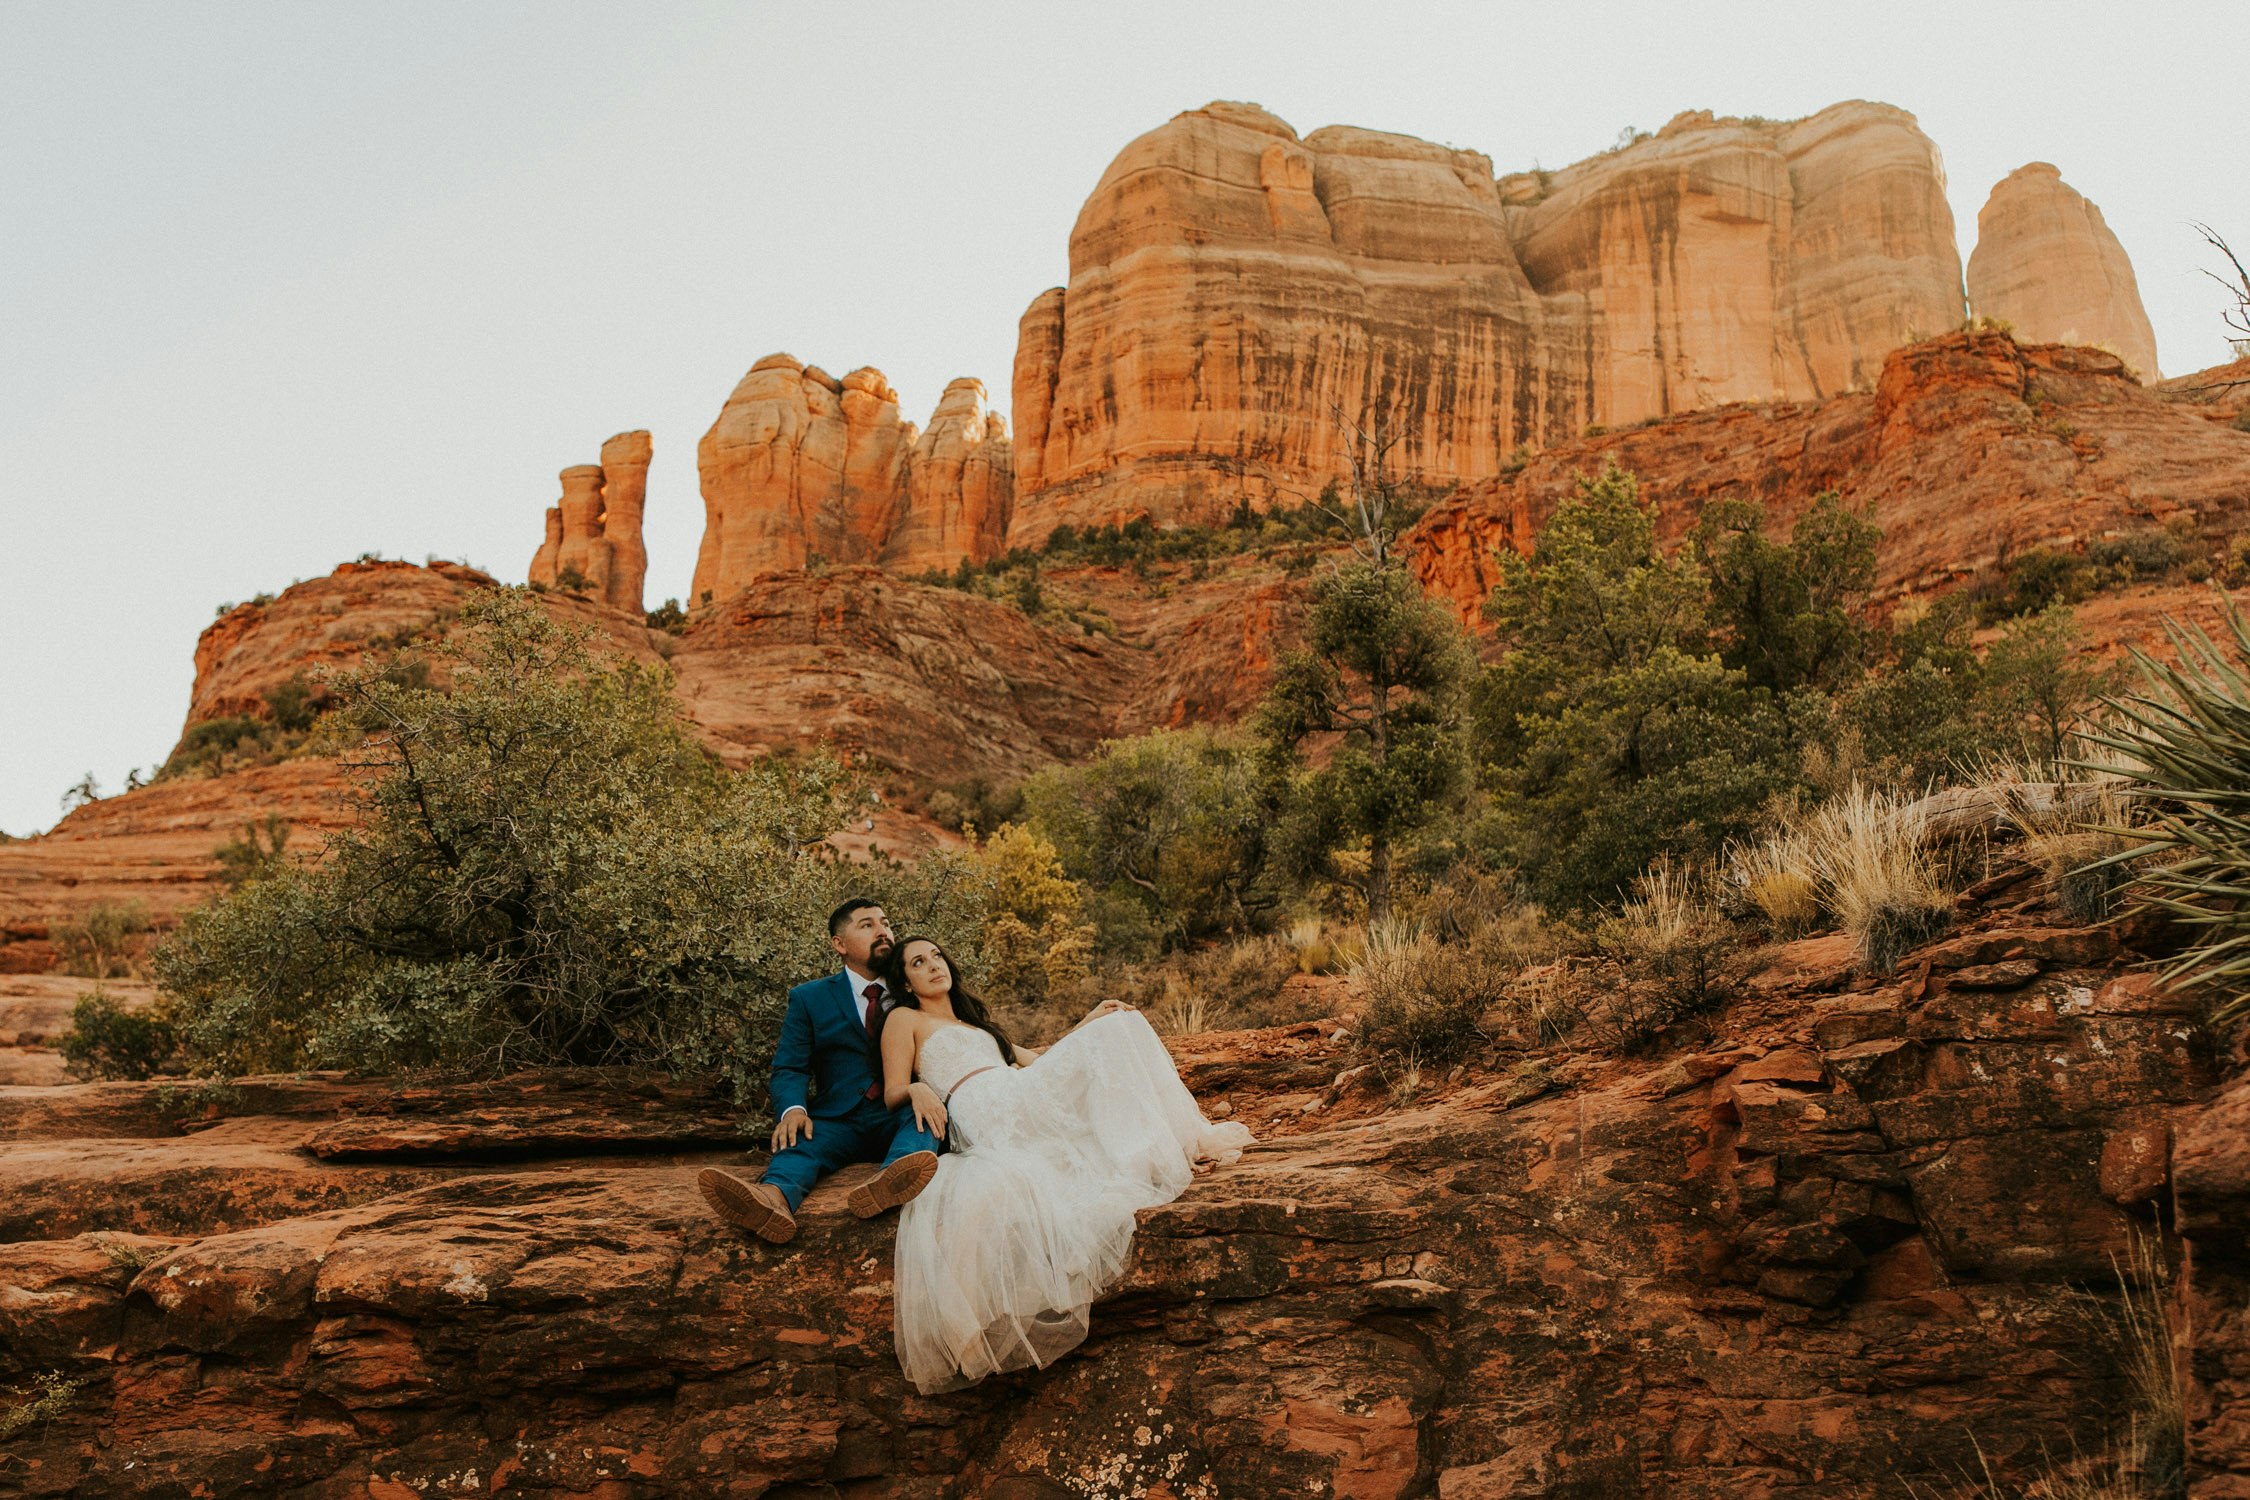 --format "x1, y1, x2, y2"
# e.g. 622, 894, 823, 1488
828, 897, 882, 936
